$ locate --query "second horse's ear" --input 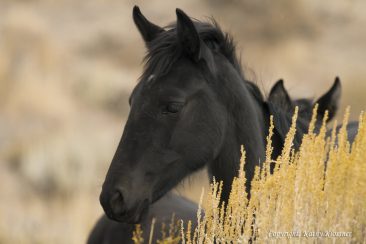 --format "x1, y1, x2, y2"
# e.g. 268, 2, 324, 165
316, 76, 342, 121
133, 6, 164, 43
176, 9, 216, 75
268, 79, 293, 111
